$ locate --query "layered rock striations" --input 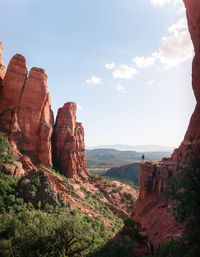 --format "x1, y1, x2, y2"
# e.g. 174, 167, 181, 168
0, 50, 53, 166
52, 102, 89, 179
133, 0, 200, 247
